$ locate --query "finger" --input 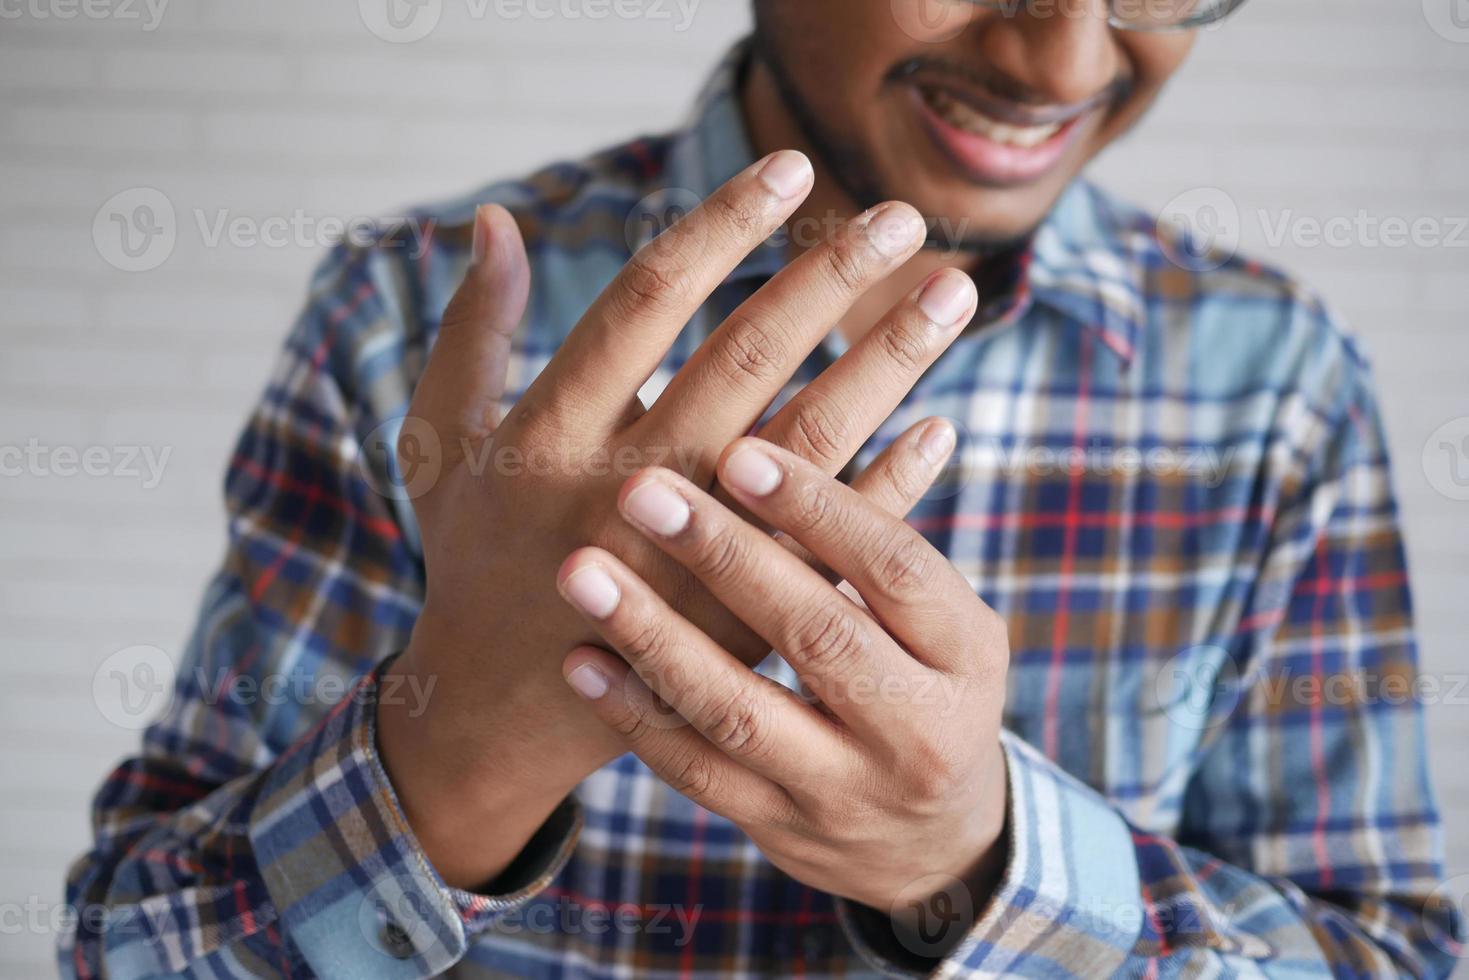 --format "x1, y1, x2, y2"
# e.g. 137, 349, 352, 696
847, 417, 958, 518
613, 468, 927, 735
555, 548, 841, 788
409, 205, 530, 446
523, 150, 814, 429
561, 644, 795, 823
779, 417, 958, 575
642, 202, 929, 455
757, 267, 976, 475
716, 433, 994, 675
